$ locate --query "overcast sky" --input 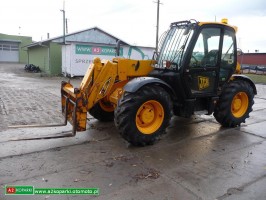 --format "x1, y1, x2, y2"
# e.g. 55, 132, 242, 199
1, 0, 266, 52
